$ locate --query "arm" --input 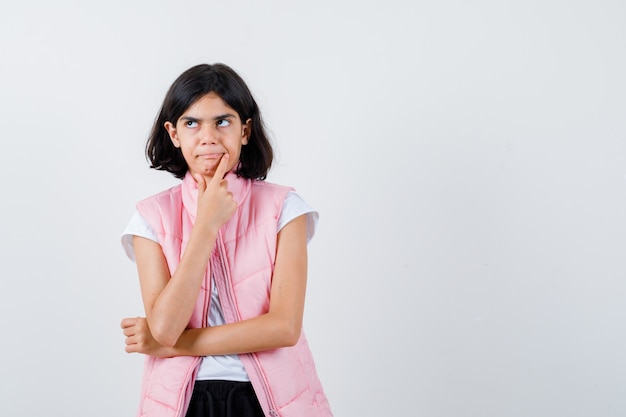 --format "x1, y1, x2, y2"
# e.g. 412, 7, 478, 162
133, 155, 236, 347
123, 213, 308, 357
